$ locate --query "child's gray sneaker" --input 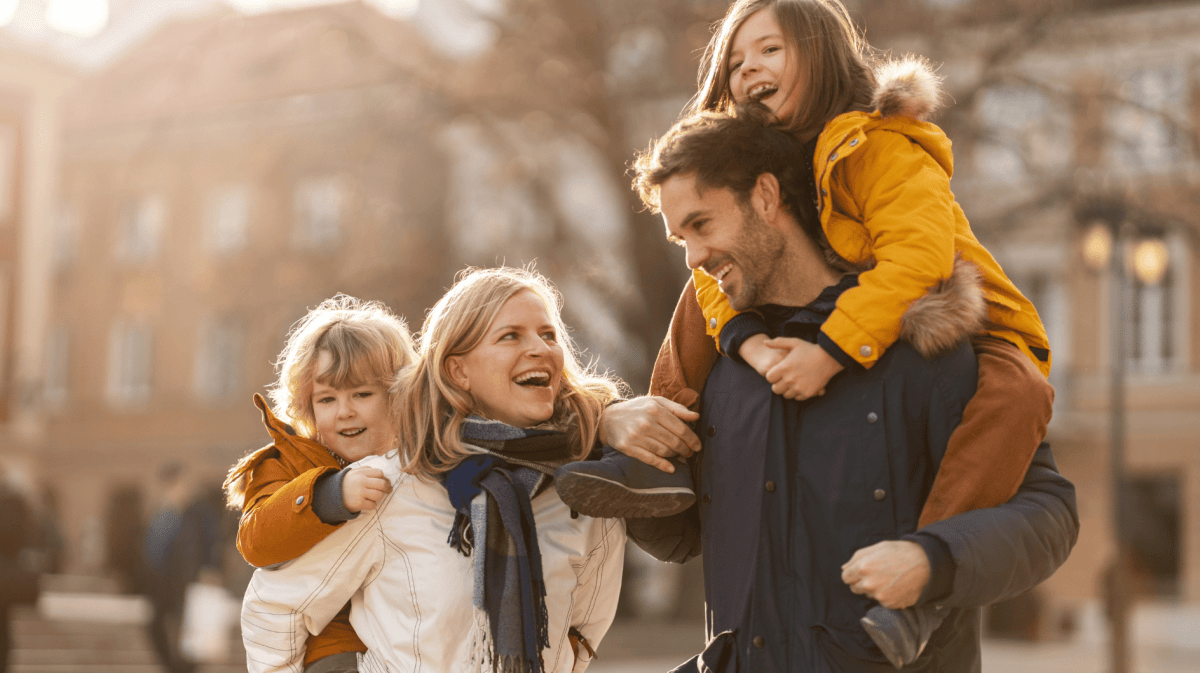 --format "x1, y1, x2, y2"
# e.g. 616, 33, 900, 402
860, 604, 947, 669
555, 446, 695, 518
